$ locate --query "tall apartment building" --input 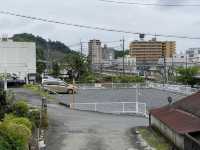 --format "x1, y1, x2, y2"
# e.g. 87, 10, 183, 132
88, 39, 102, 65
129, 38, 176, 65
